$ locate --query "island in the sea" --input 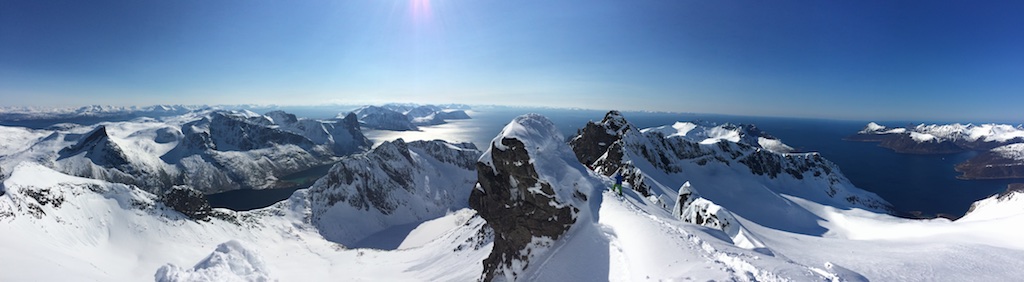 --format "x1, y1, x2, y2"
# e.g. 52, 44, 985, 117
847, 122, 1024, 179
